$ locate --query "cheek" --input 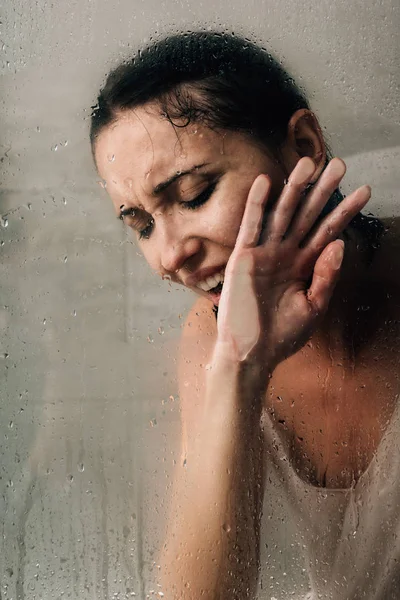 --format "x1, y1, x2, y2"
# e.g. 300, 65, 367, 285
206, 196, 247, 247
